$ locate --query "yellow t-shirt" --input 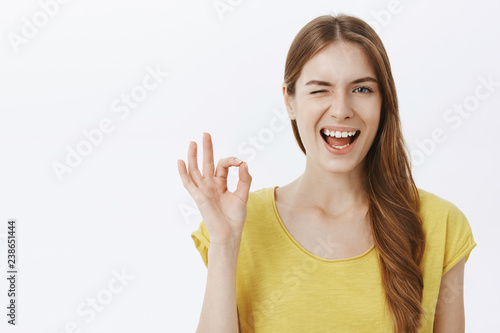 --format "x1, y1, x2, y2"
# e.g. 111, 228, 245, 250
191, 186, 477, 332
